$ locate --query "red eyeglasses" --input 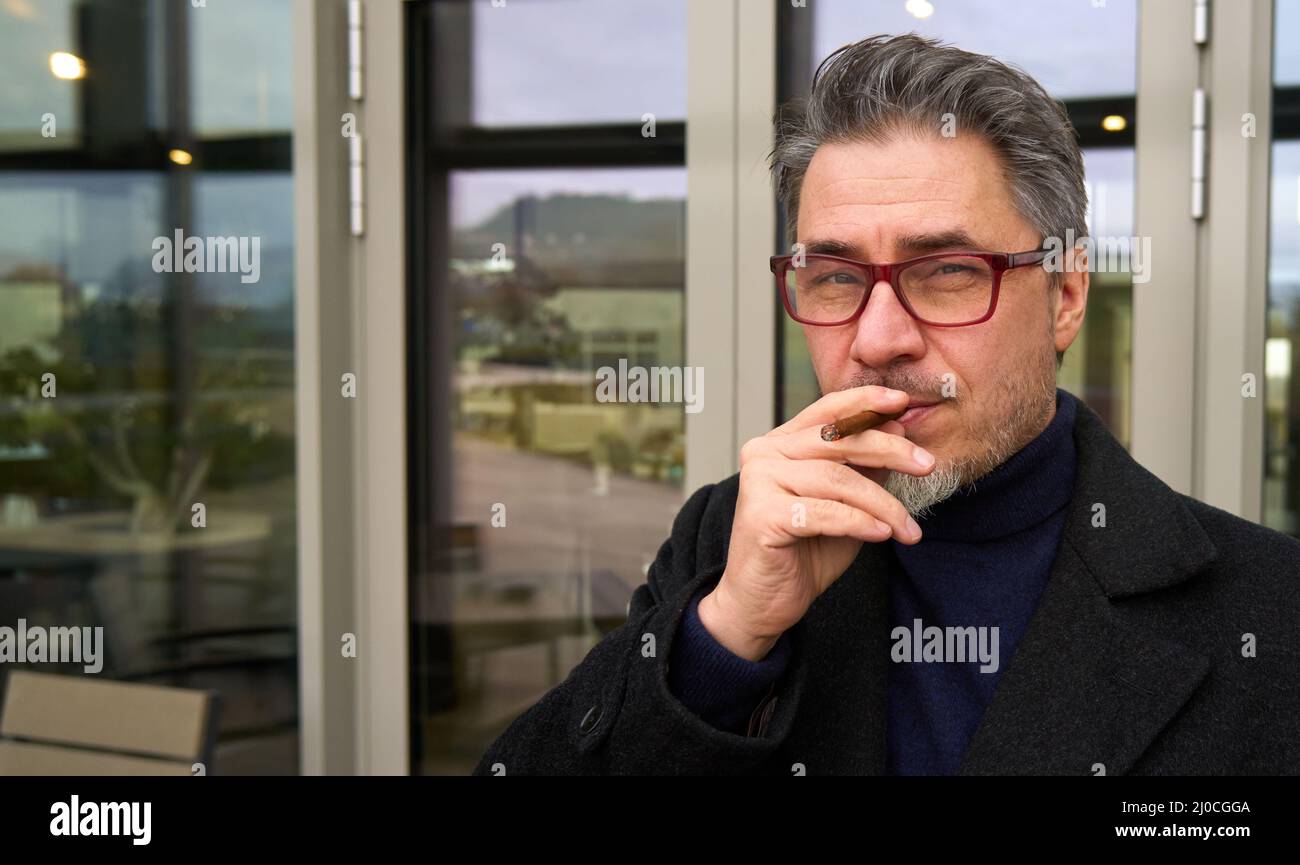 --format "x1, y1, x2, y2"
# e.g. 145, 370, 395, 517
769, 247, 1051, 327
